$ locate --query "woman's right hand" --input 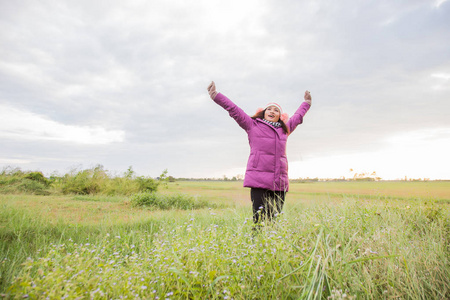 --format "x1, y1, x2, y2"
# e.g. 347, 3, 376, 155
207, 81, 218, 100
304, 90, 312, 105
